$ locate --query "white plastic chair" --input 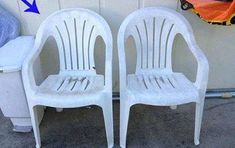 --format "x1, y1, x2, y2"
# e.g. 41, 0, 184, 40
118, 7, 209, 147
22, 8, 113, 148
